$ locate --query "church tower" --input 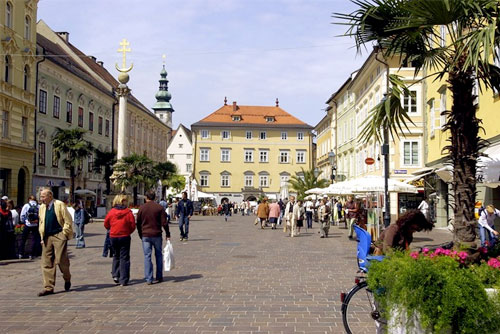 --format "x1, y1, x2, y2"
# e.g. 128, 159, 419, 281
152, 62, 174, 129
